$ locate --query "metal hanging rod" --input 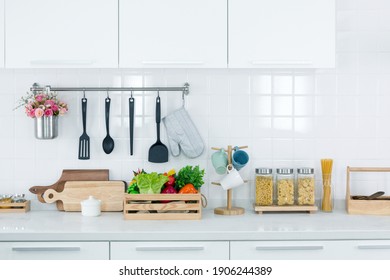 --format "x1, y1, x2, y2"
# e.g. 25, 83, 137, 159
30, 82, 190, 95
